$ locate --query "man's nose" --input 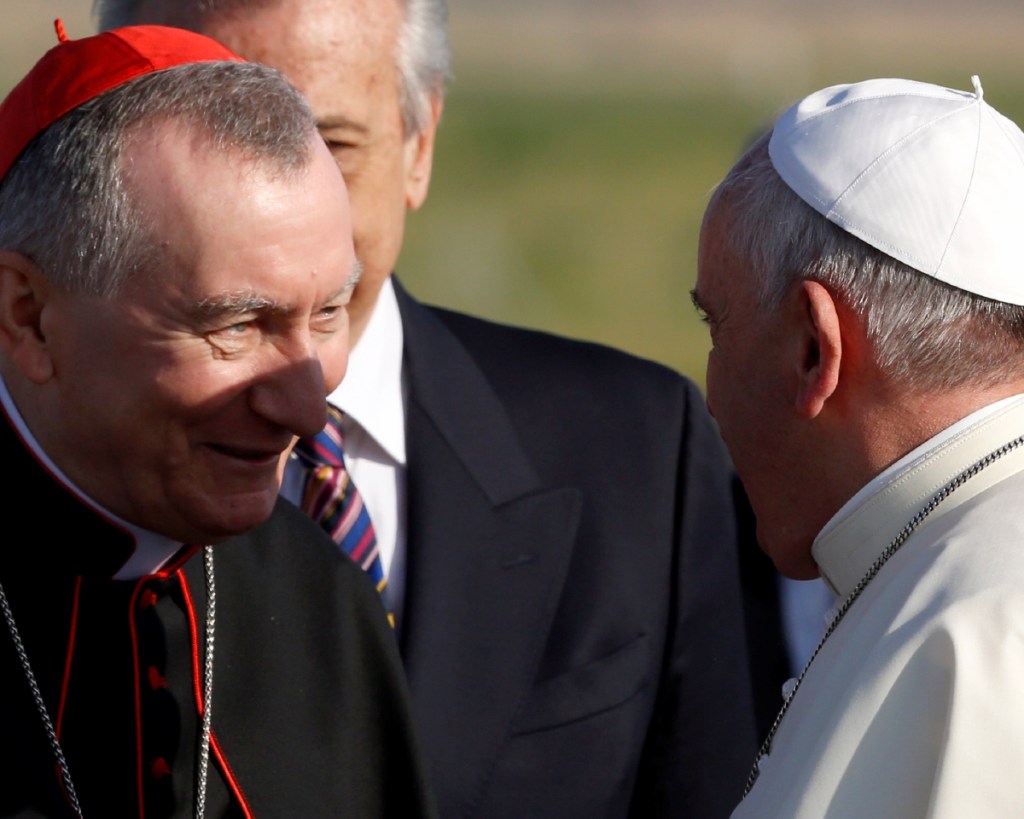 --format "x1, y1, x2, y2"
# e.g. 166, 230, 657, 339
249, 342, 344, 438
